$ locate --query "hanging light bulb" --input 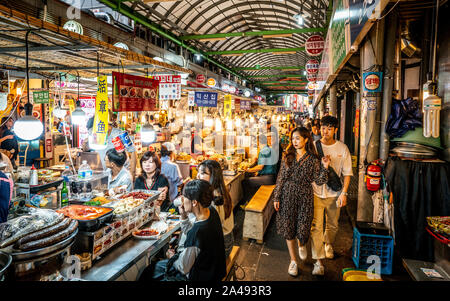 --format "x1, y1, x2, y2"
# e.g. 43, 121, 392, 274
215, 118, 222, 131
13, 102, 43, 141
204, 117, 214, 128
141, 114, 146, 123
141, 124, 156, 143
282, 116, 287, 121
71, 106, 86, 125
121, 113, 127, 124
185, 113, 194, 124
226, 118, 233, 130
235, 118, 242, 128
